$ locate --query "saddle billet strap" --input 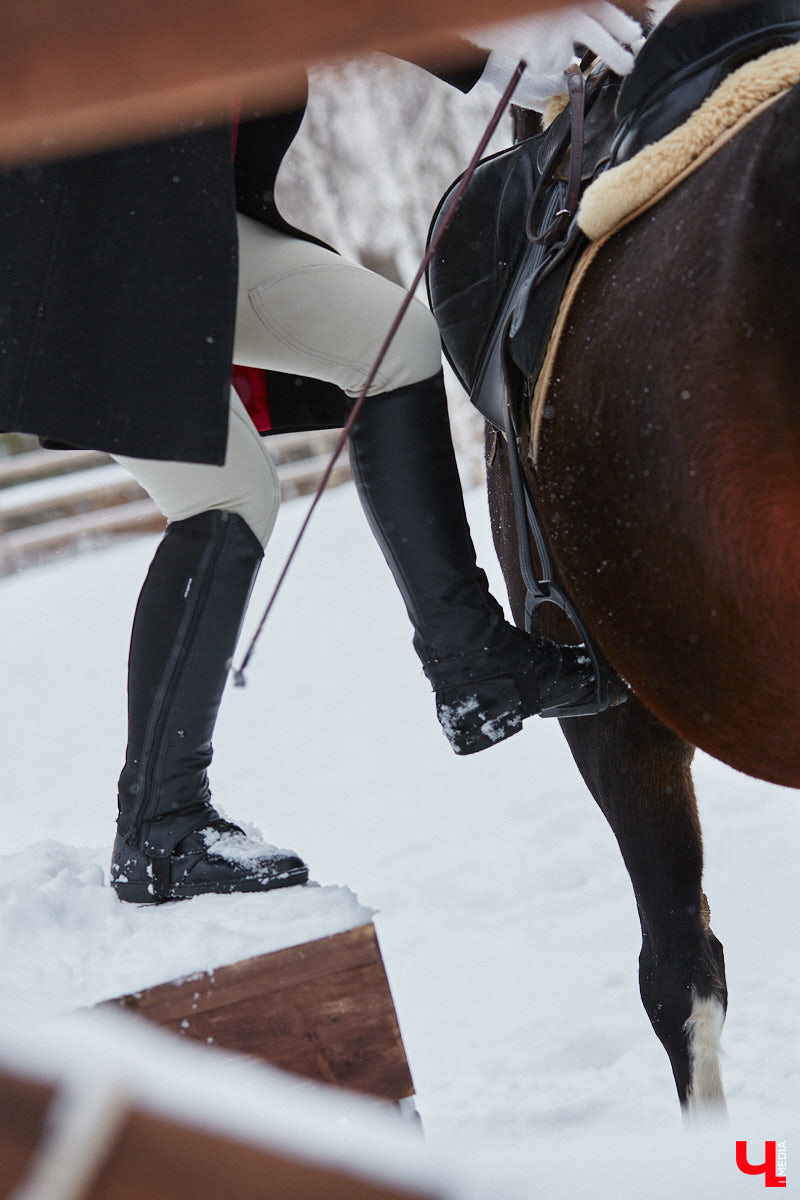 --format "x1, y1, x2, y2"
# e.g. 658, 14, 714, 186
502, 391, 617, 718
528, 65, 587, 247
507, 68, 622, 380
